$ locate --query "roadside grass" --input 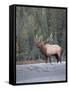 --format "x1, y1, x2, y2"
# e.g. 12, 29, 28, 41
16, 60, 46, 65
